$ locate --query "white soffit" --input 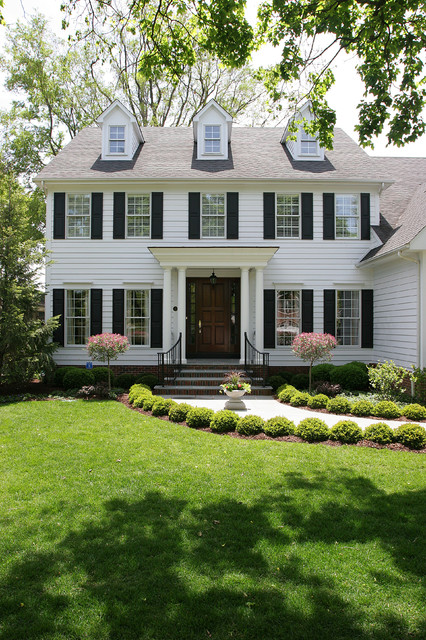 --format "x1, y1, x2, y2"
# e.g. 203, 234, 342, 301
149, 246, 279, 269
